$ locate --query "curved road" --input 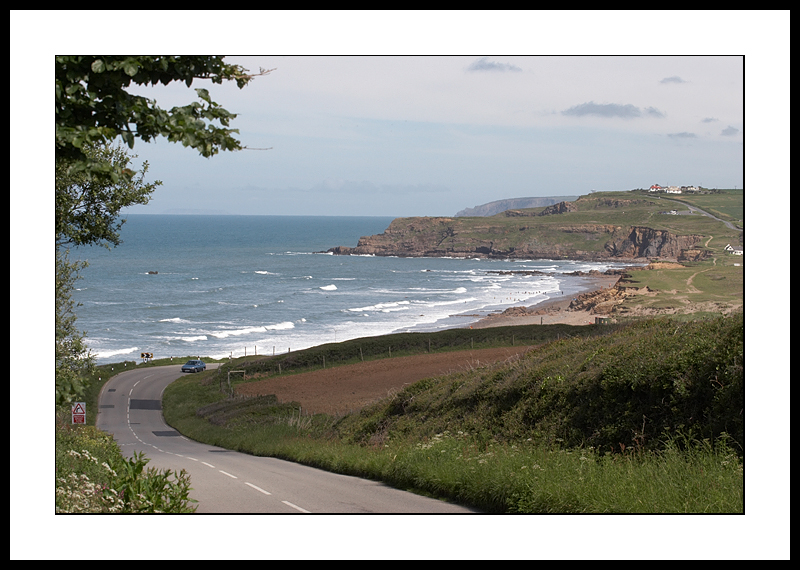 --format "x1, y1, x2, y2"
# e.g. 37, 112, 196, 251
661, 197, 742, 230
96, 364, 478, 513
